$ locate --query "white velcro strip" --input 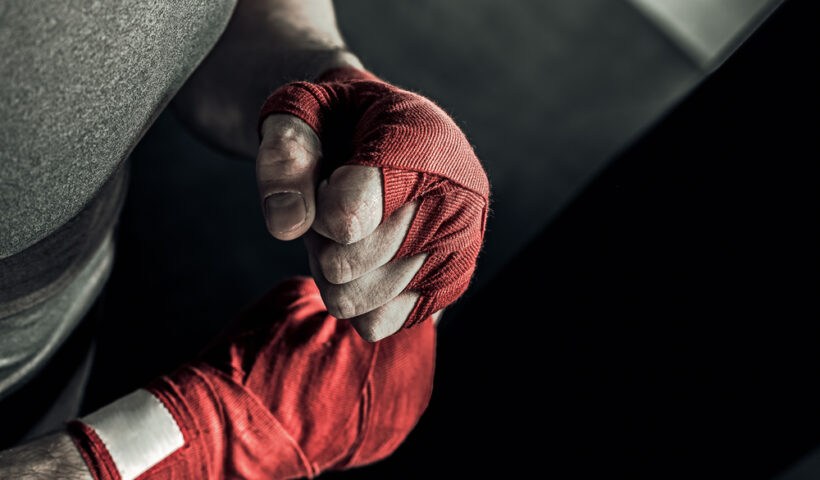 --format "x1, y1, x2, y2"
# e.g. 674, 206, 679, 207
82, 389, 185, 480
